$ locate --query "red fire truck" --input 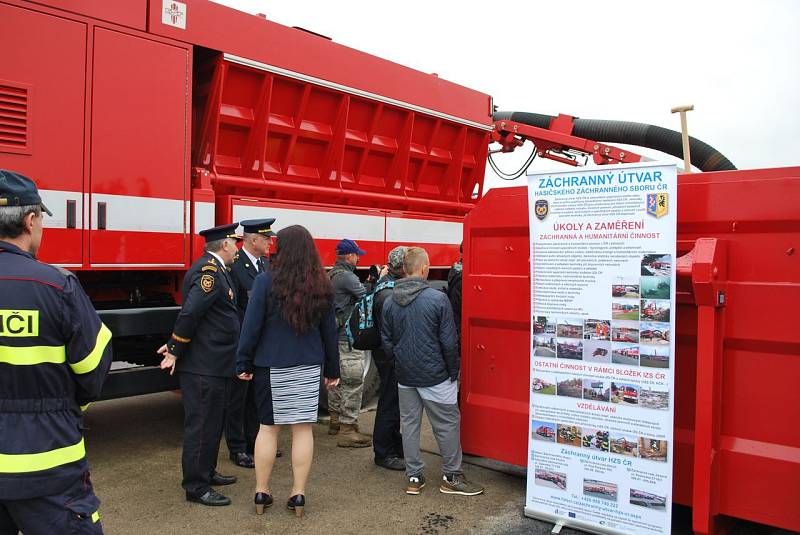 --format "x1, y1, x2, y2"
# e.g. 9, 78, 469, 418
4, 3, 798, 533
0, 0, 490, 397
